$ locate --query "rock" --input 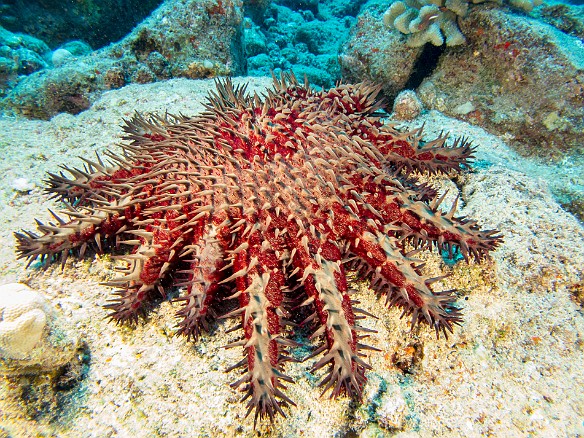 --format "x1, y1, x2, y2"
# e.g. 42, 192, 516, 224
243, 0, 273, 25
377, 384, 408, 431
245, 23, 268, 57
0, 283, 79, 375
291, 63, 334, 87
278, 0, 320, 15
339, 6, 423, 99
59, 40, 93, 57
10, 177, 35, 192
248, 53, 273, 71
51, 48, 74, 67
1, 0, 246, 119
417, 6, 584, 160
392, 89, 424, 120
